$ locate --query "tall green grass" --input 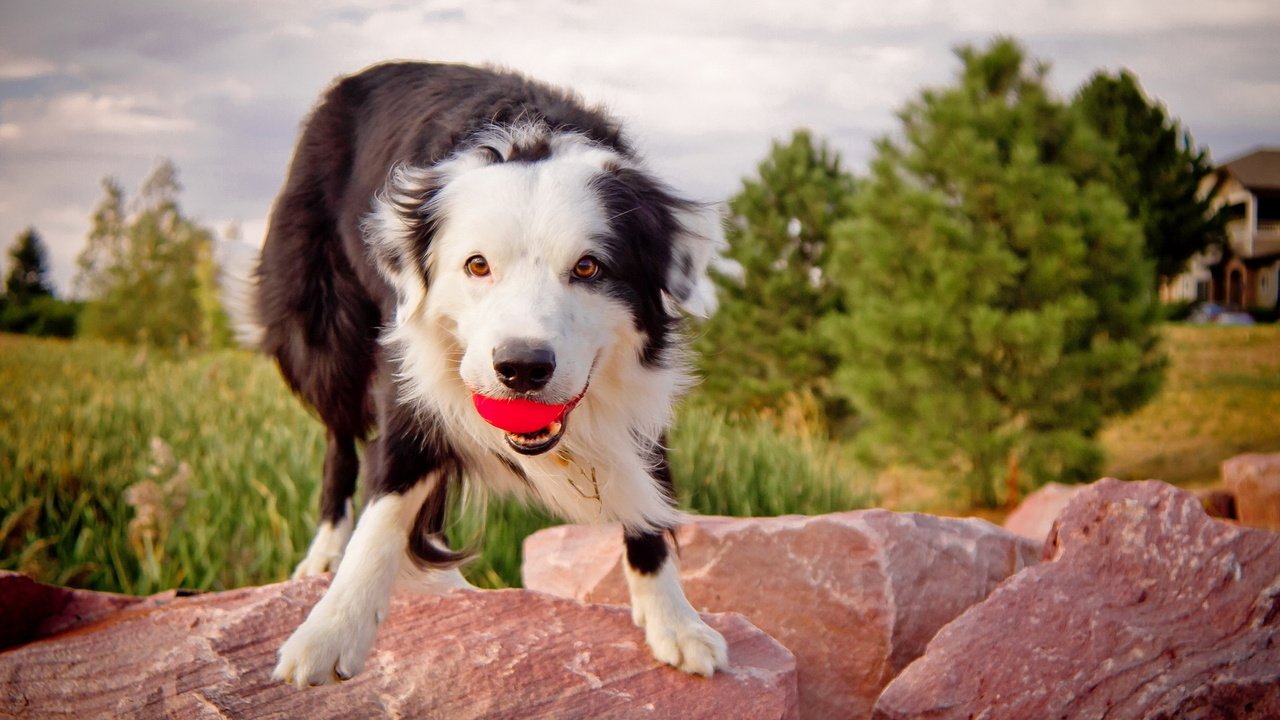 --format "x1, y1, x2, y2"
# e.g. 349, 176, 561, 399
1, 334, 872, 593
